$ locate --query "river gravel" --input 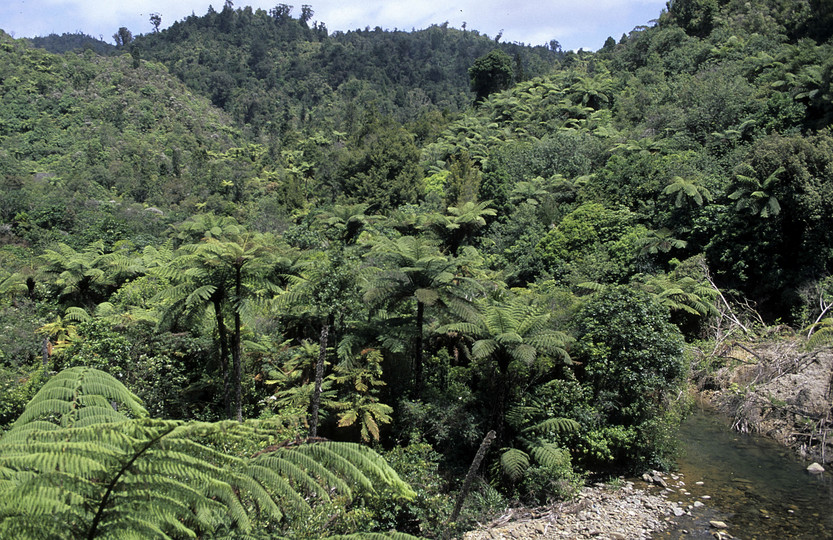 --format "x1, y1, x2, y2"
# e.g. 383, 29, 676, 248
462, 476, 691, 540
